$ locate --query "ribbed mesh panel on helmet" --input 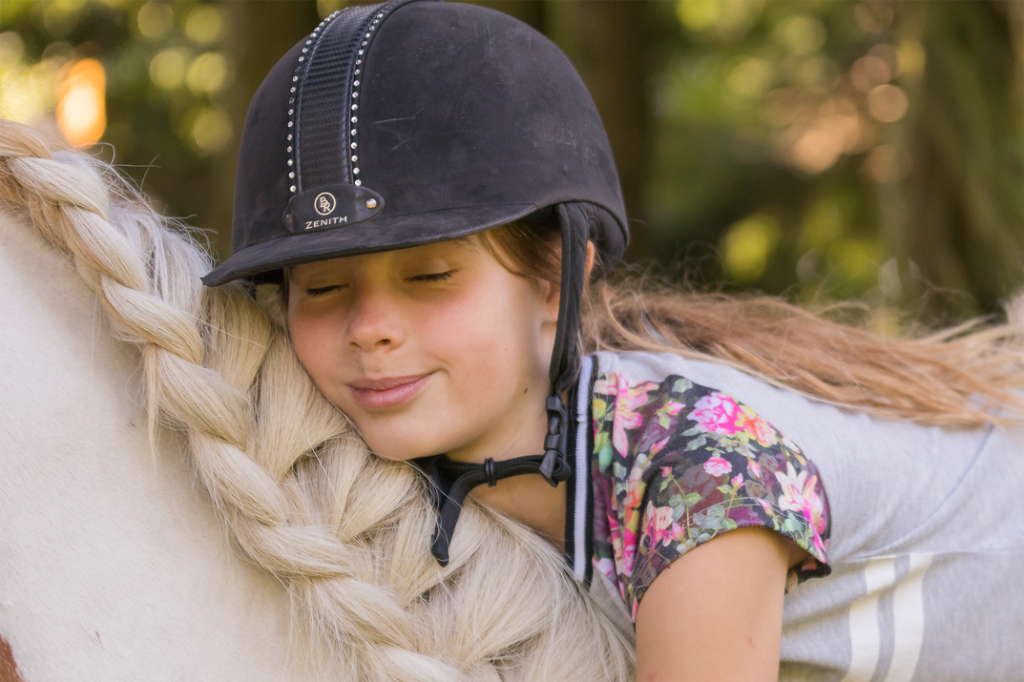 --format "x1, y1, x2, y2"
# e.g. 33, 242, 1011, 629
294, 1, 387, 191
